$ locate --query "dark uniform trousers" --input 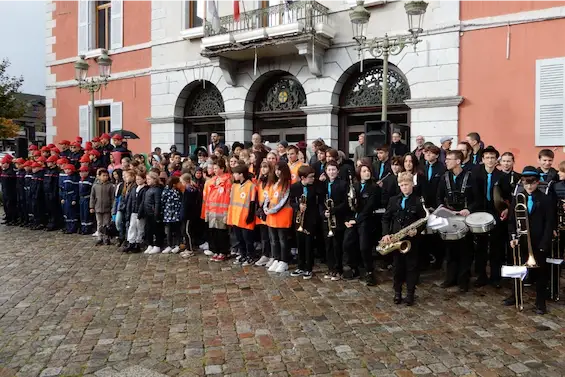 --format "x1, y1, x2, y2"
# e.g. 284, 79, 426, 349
513, 247, 549, 308
344, 222, 375, 273
474, 221, 505, 283
444, 234, 473, 289
297, 231, 315, 272
392, 238, 420, 294
324, 224, 345, 274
